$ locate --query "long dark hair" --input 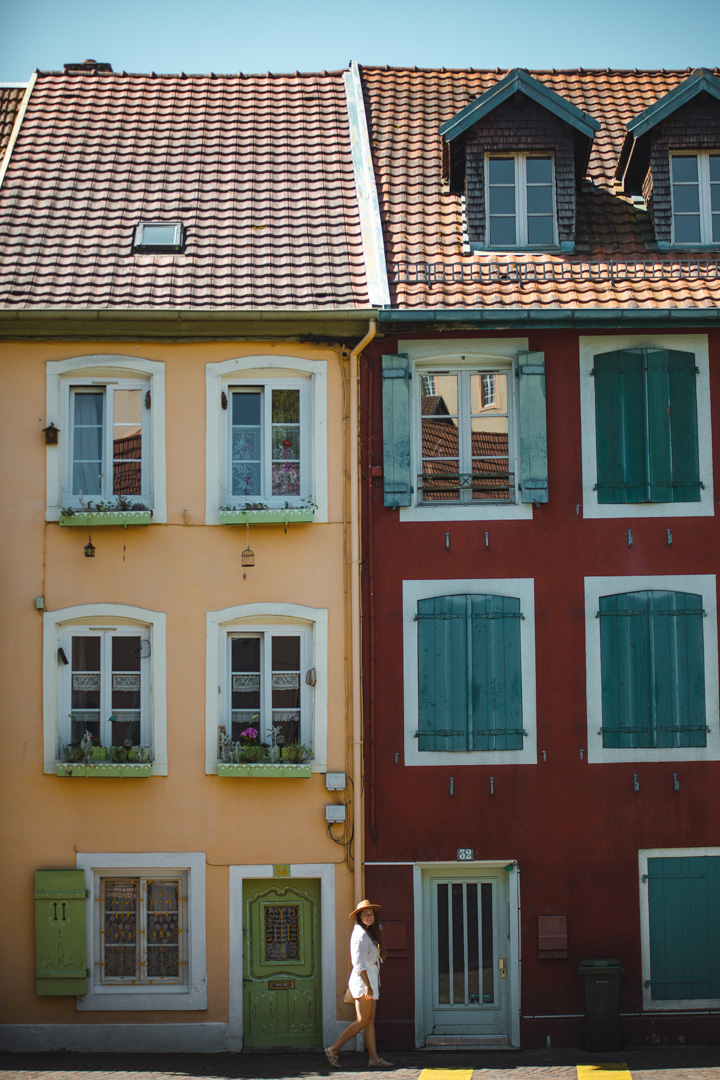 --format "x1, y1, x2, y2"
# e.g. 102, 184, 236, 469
355, 911, 386, 960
